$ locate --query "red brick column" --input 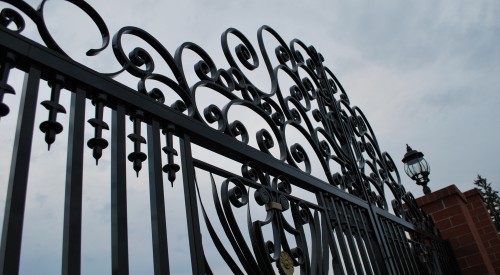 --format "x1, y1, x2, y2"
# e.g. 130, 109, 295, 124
464, 188, 500, 274
415, 185, 495, 275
